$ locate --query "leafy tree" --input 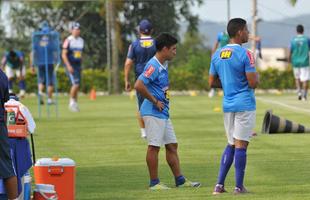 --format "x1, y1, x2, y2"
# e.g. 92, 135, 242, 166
120, 0, 202, 58
7, 0, 203, 93
9, 1, 107, 69
289, 0, 297, 6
